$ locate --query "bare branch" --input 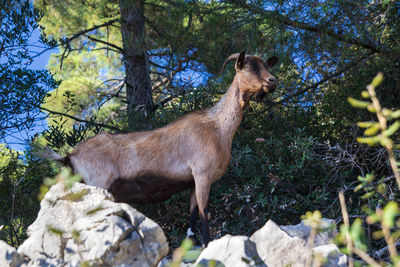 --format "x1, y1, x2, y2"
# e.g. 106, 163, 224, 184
40, 107, 123, 132
86, 35, 124, 52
